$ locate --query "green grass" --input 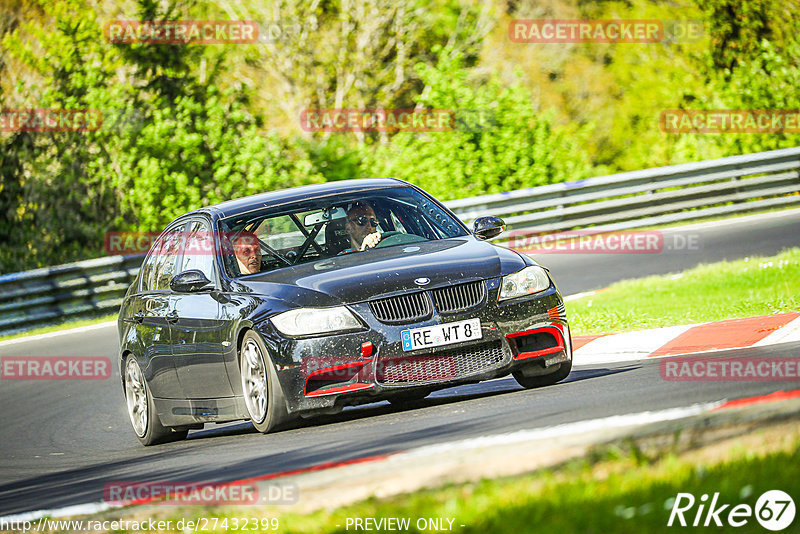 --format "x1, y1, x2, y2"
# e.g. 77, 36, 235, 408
567, 247, 800, 336
281, 445, 800, 533
121, 430, 800, 534
0, 314, 117, 342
